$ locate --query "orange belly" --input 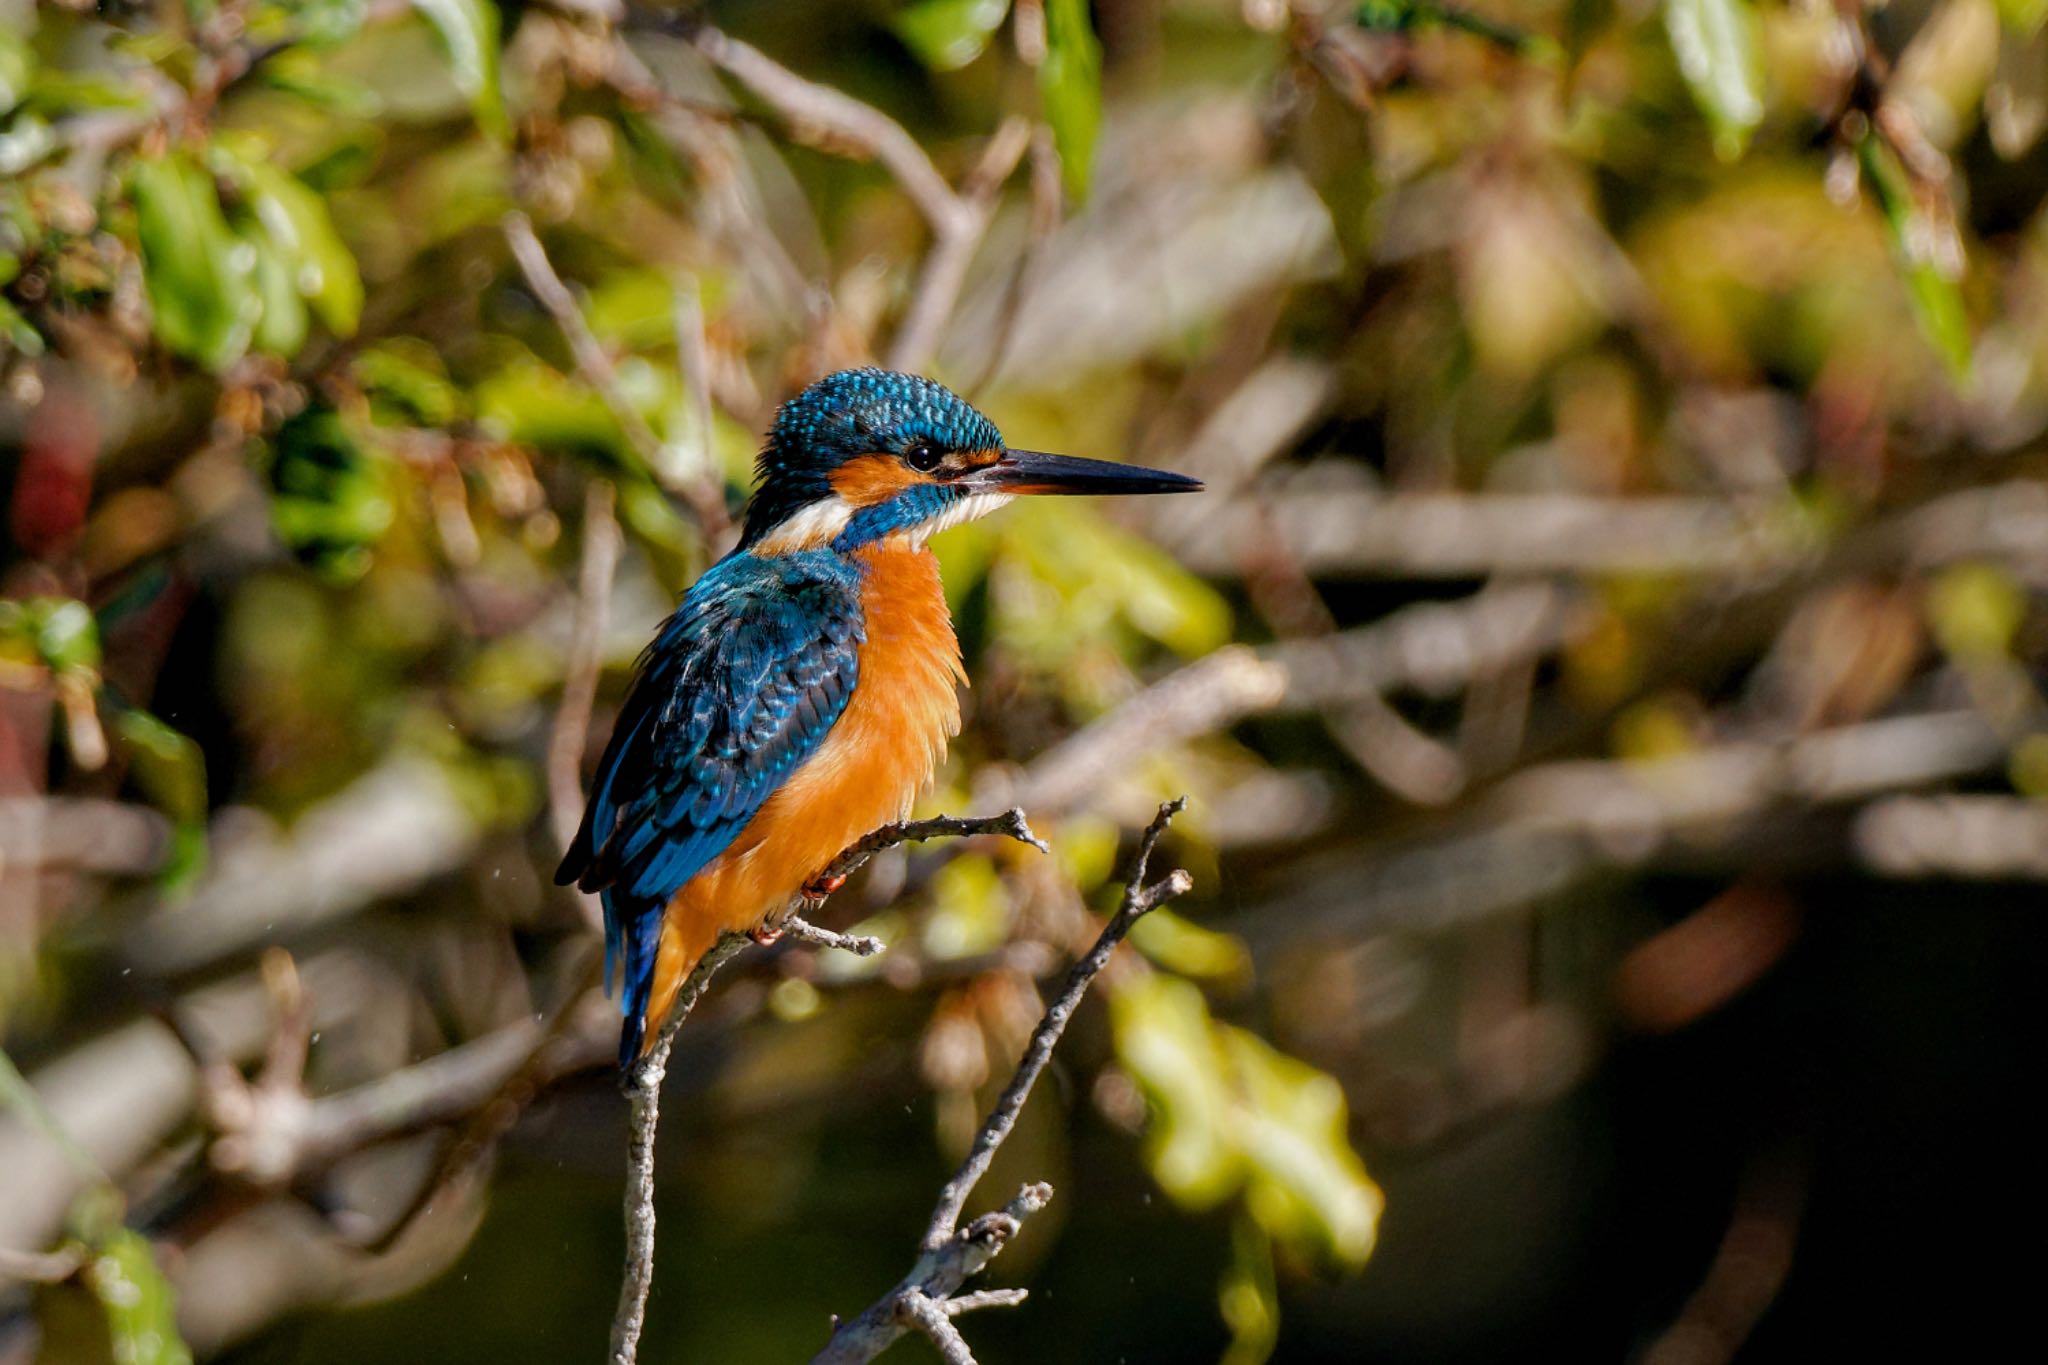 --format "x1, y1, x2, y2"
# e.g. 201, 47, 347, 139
638, 542, 963, 1049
